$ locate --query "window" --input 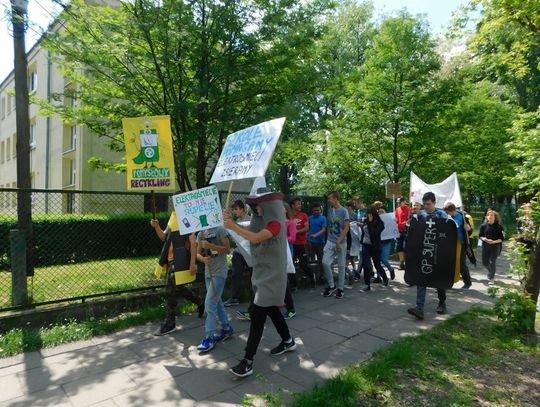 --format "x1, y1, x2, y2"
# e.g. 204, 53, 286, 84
6, 137, 10, 161
30, 122, 36, 147
28, 69, 37, 93
69, 159, 76, 185
1, 97, 5, 119
7, 94, 11, 113
12, 133, 16, 158
0, 141, 4, 164
70, 125, 77, 150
